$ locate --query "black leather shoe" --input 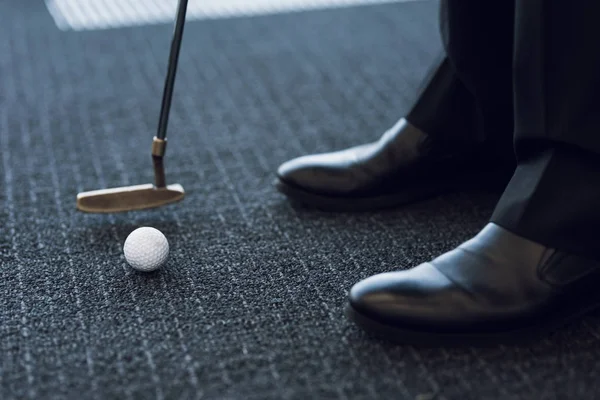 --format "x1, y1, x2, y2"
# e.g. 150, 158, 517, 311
276, 119, 513, 211
347, 223, 600, 345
